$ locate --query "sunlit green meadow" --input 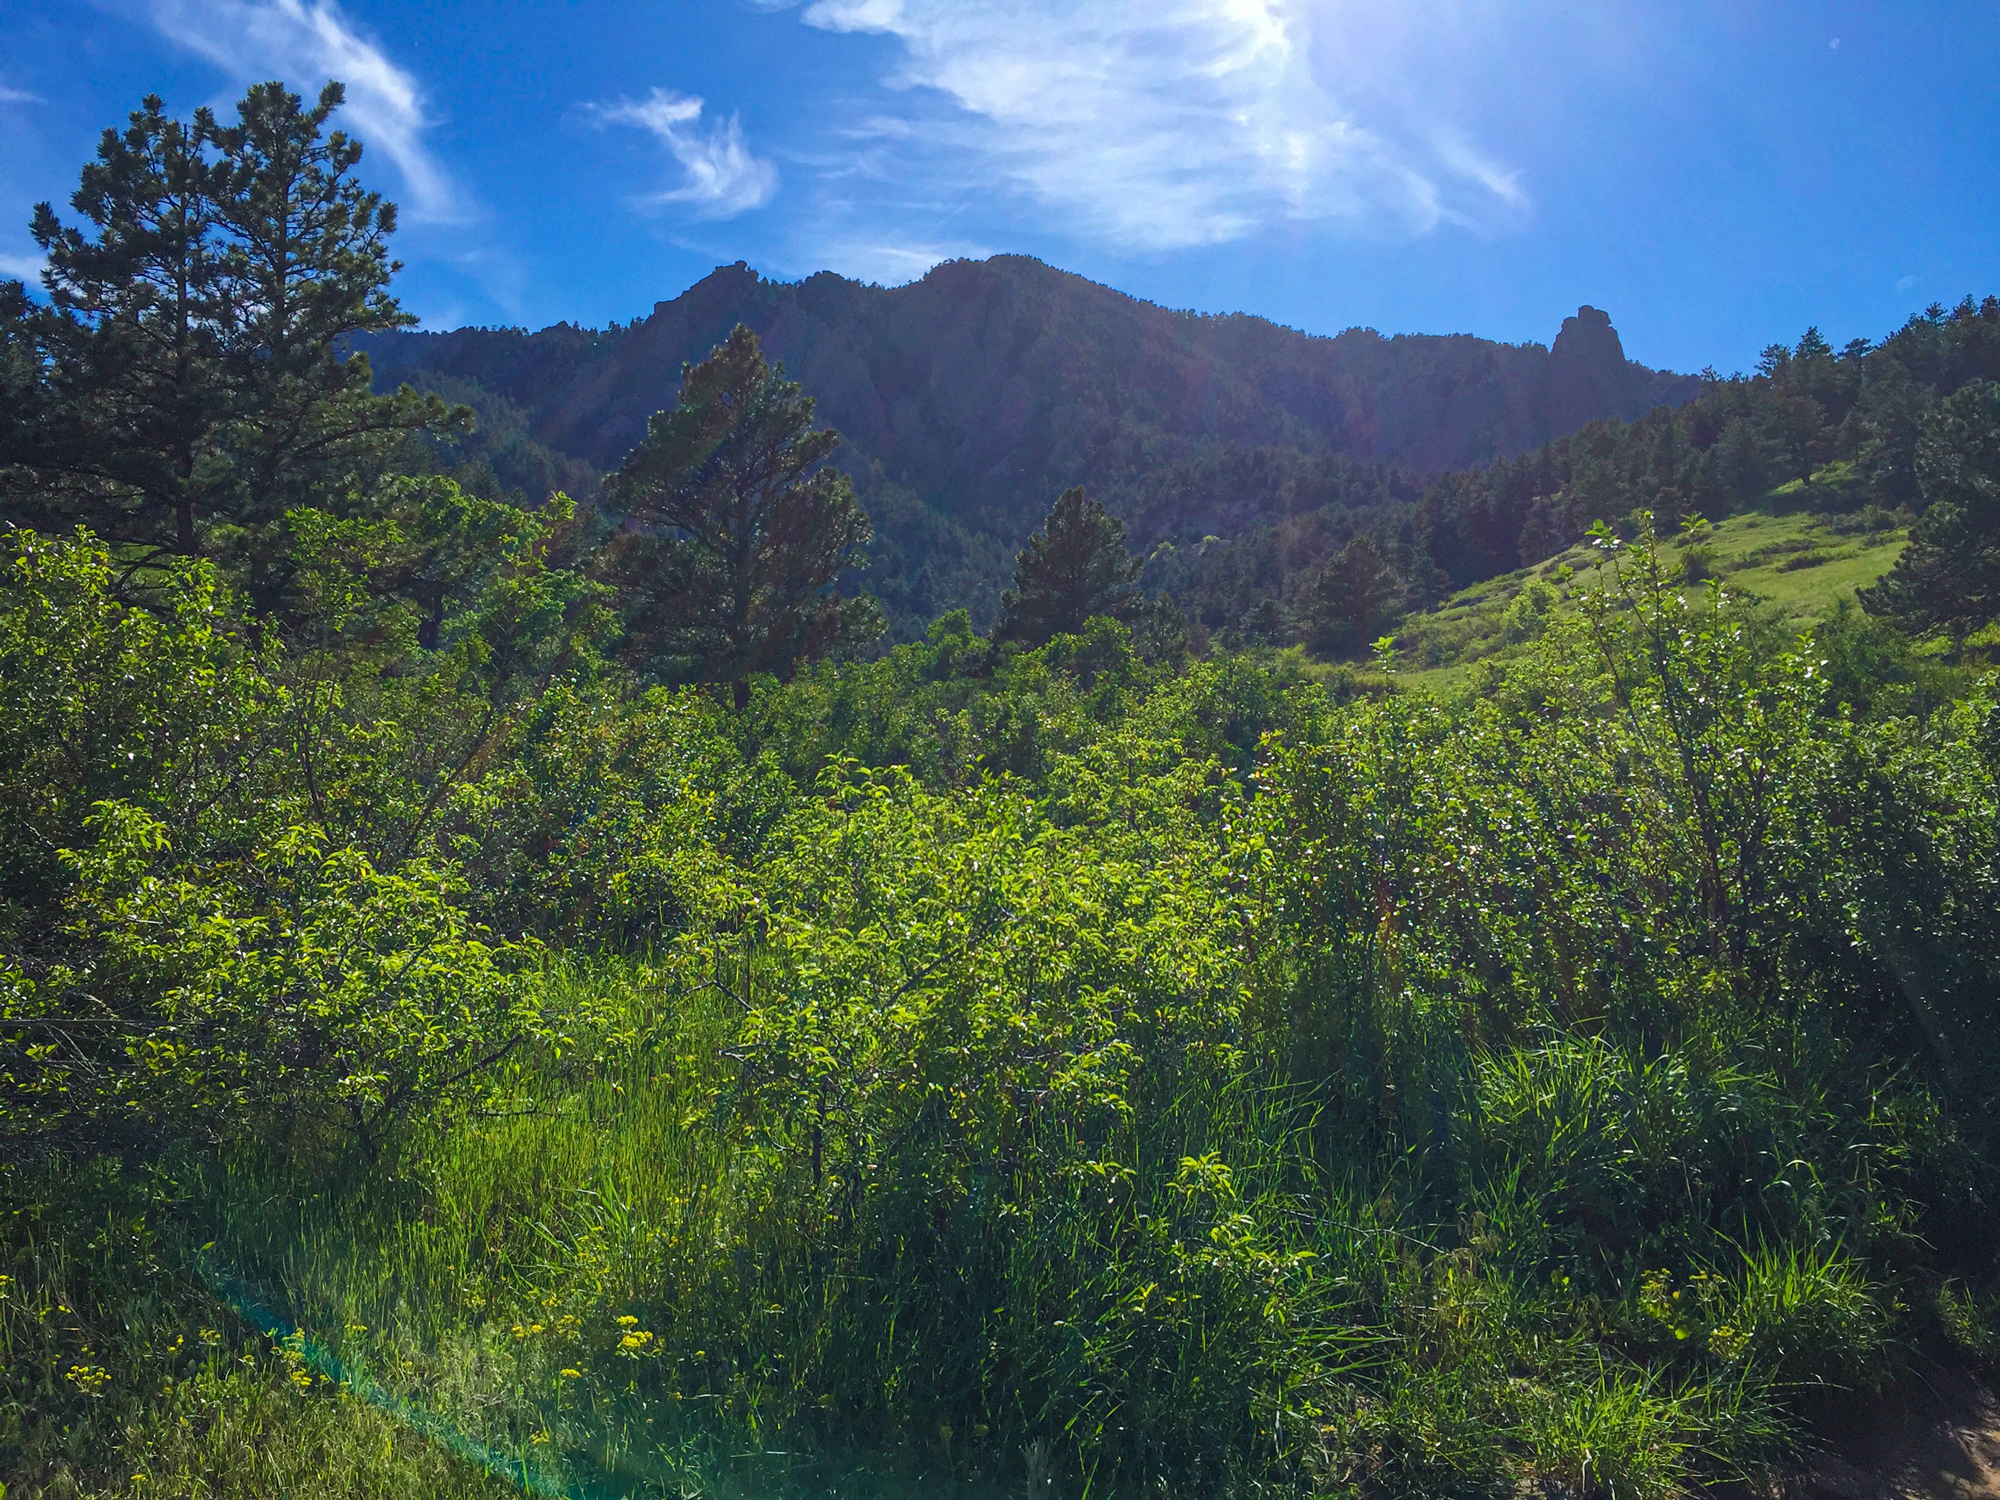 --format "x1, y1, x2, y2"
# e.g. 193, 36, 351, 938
1393, 499, 1909, 692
